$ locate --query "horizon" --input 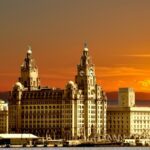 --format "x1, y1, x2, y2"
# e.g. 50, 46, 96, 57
1, 0, 150, 93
